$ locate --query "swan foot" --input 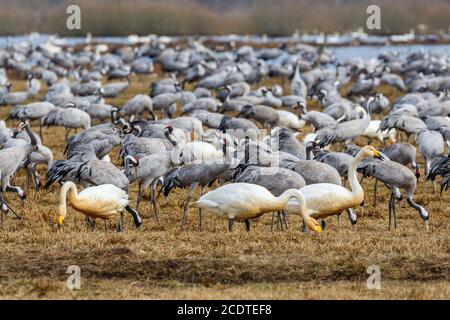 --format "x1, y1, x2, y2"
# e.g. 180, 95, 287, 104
228, 219, 234, 232
244, 219, 250, 232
